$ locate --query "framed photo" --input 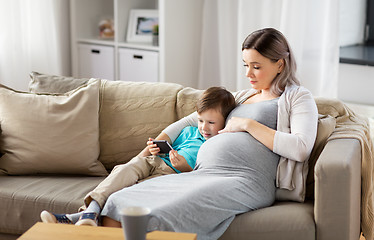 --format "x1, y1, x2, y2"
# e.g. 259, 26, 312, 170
127, 9, 159, 43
